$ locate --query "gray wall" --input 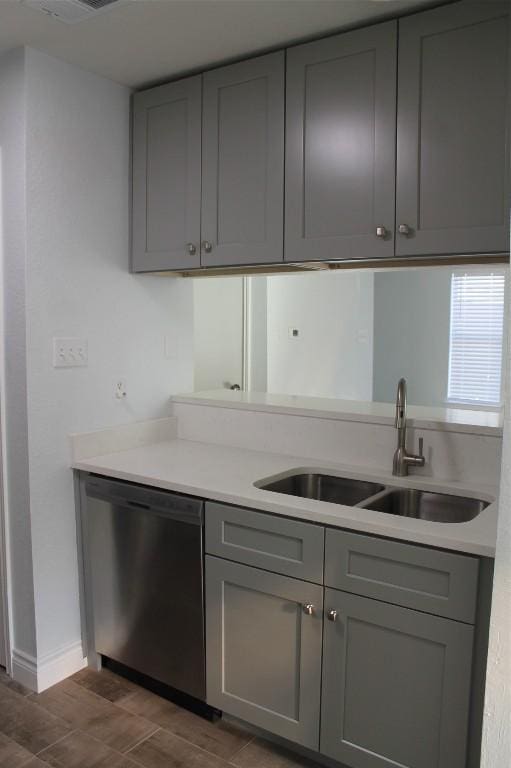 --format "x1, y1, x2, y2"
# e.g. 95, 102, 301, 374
373, 269, 451, 406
